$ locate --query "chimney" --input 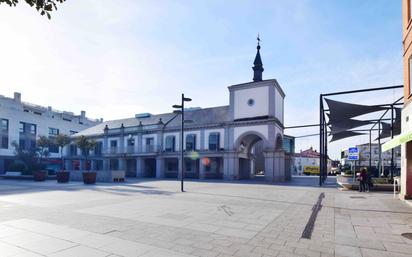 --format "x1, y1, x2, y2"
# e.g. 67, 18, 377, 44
80, 110, 86, 118
14, 92, 21, 103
